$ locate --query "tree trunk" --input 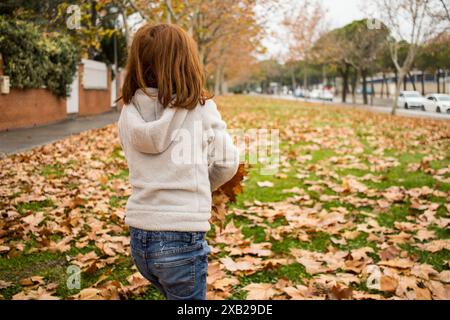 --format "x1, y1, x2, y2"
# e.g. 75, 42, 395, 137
167, 0, 171, 23
291, 69, 297, 92
403, 74, 407, 90
381, 72, 385, 98
371, 78, 375, 106
392, 69, 406, 116
303, 67, 308, 92
444, 70, 447, 93
221, 77, 228, 95
421, 70, 425, 95
214, 66, 222, 96
88, 0, 98, 59
394, 69, 398, 96
386, 72, 390, 98
436, 70, 440, 93
339, 66, 349, 103
91, 0, 97, 26
342, 74, 348, 103
408, 72, 416, 91
362, 70, 368, 105
351, 70, 359, 104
